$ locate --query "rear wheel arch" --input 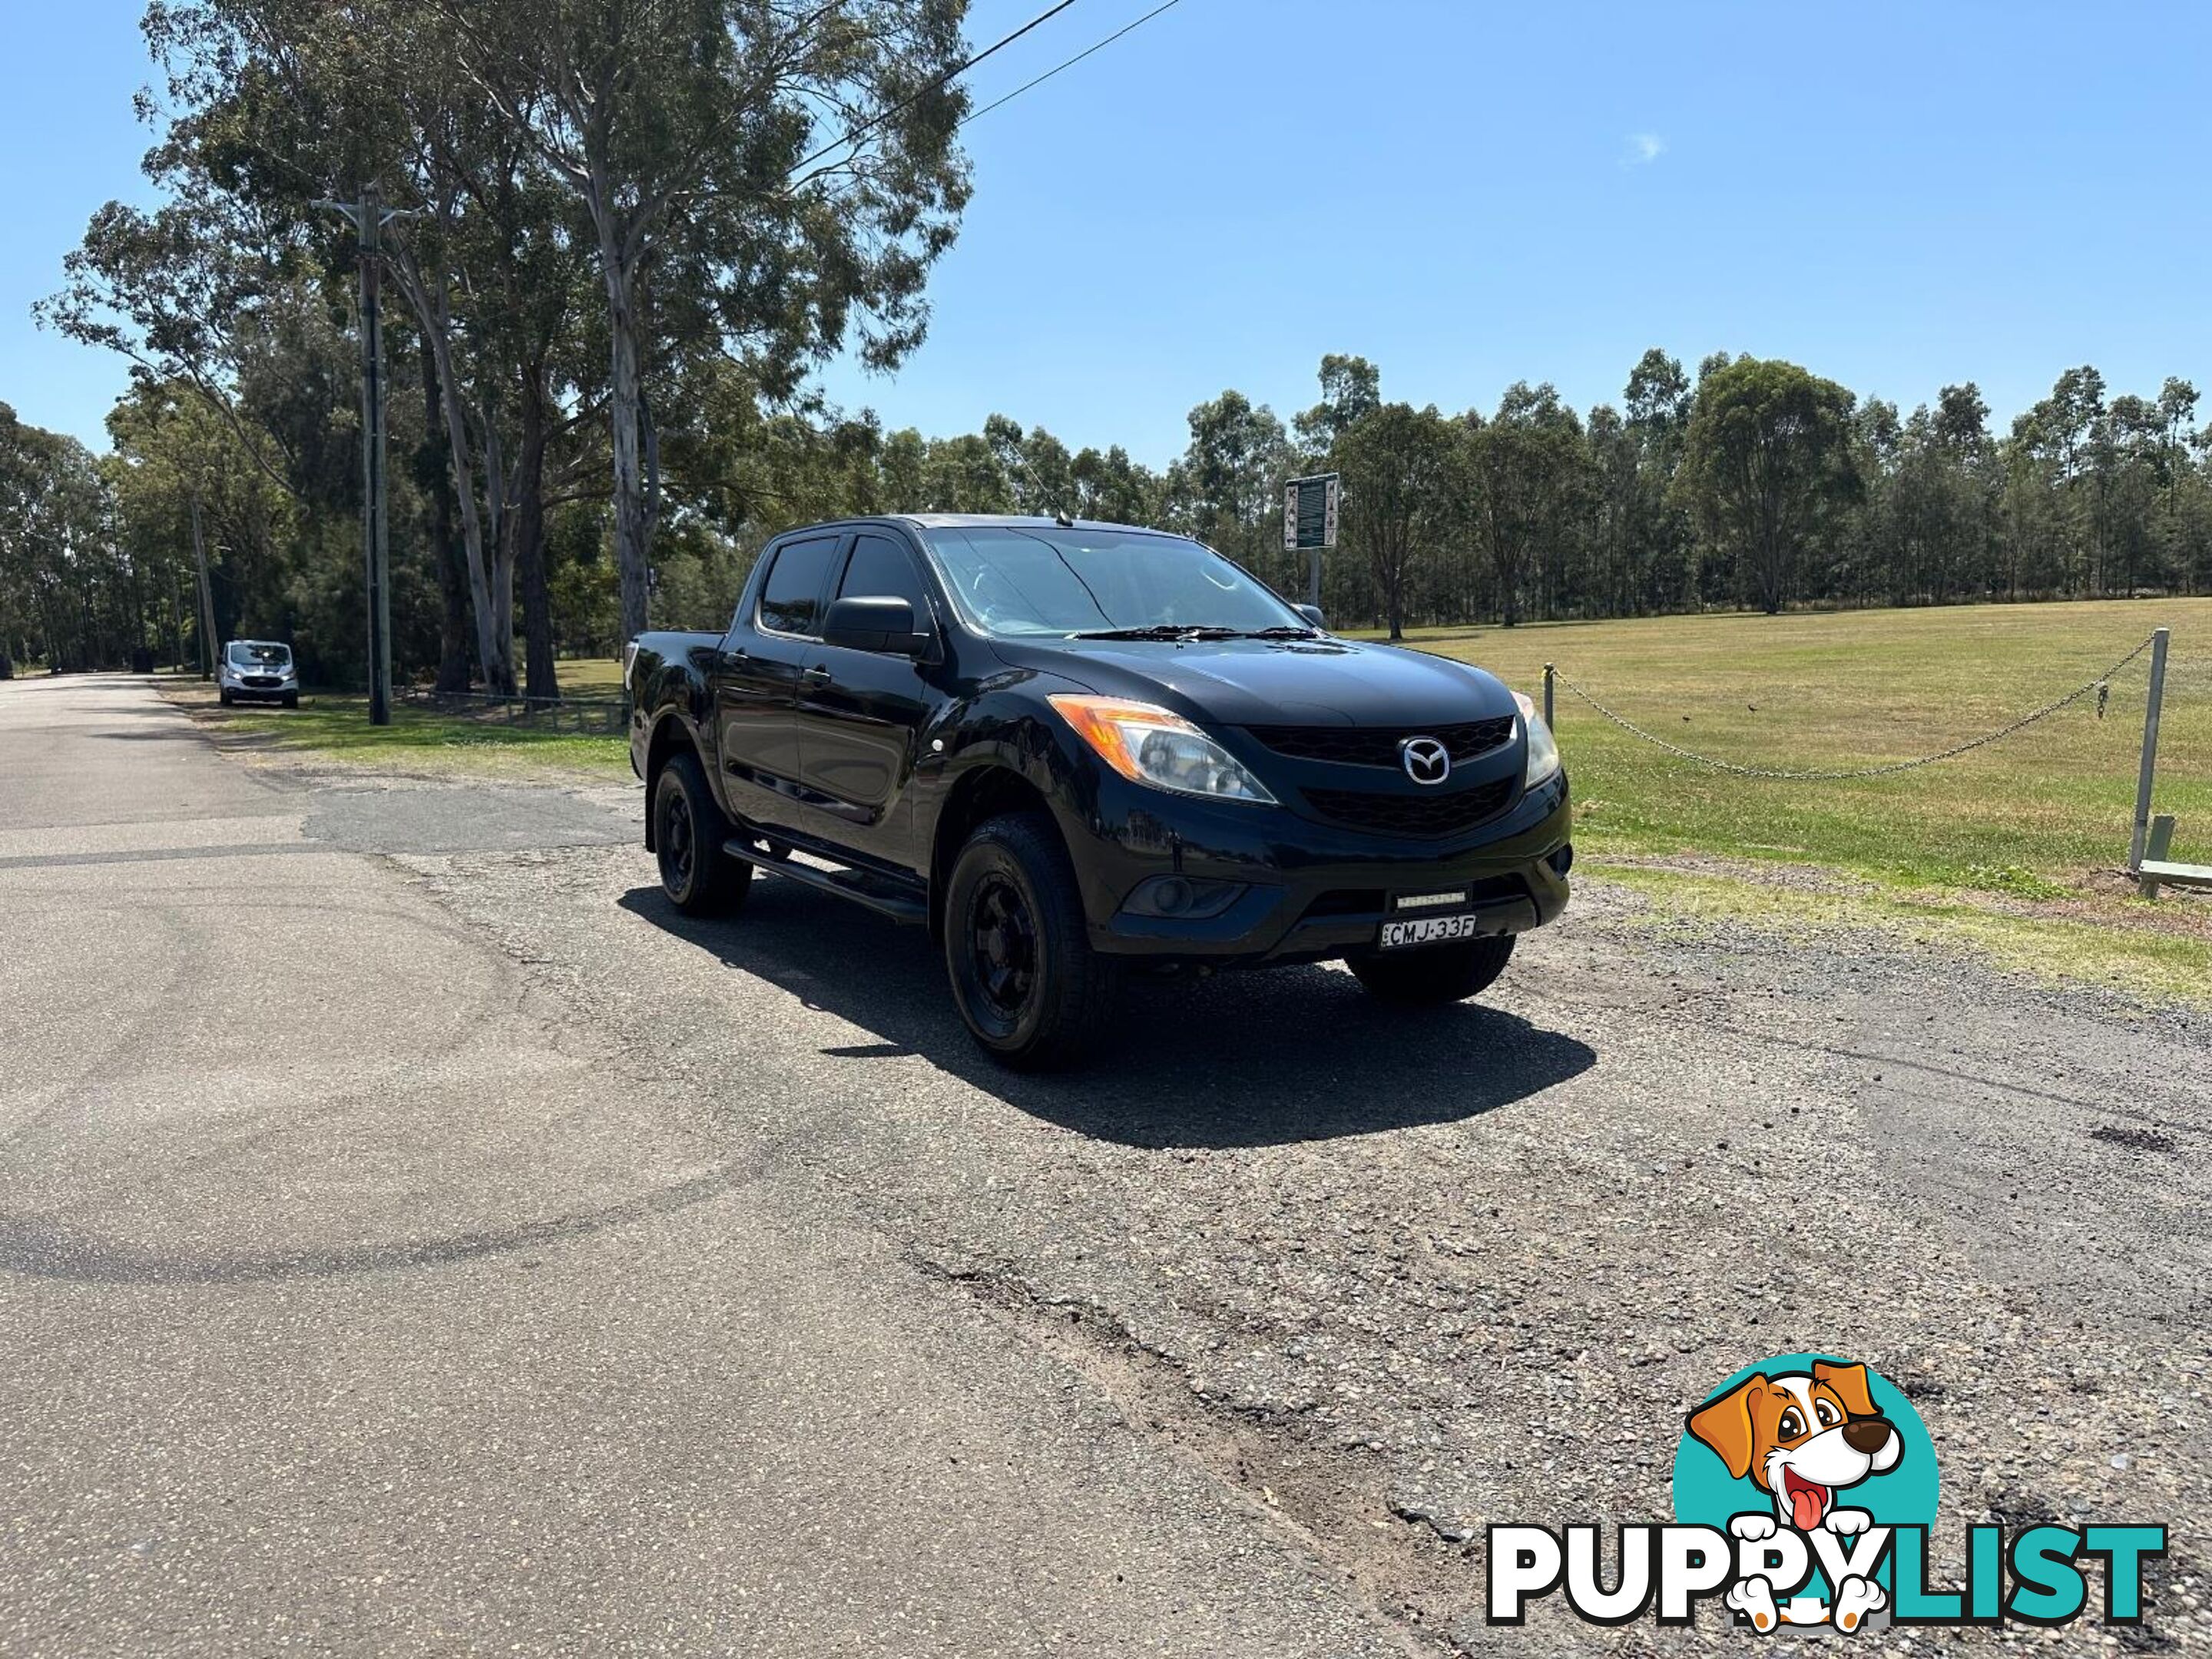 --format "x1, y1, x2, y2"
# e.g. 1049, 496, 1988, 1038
652, 749, 750, 916
642, 712, 703, 853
